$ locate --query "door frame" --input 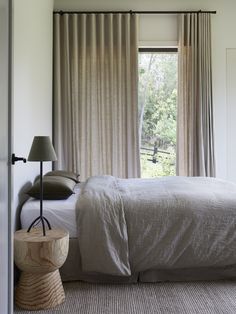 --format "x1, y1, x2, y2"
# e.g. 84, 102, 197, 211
8, 0, 13, 312
0, 0, 13, 312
